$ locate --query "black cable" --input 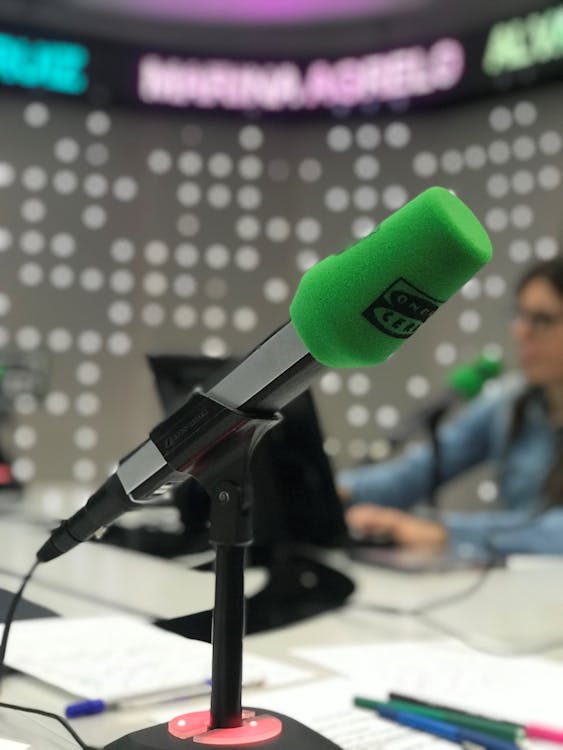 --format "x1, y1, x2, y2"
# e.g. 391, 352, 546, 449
354, 562, 563, 657
415, 610, 563, 657
412, 510, 563, 656
352, 561, 494, 618
0, 559, 100, 749
351, 524, 501, 619
351, 506, 563, 656
0, 700, 100, 750
0, 558, 40, 688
